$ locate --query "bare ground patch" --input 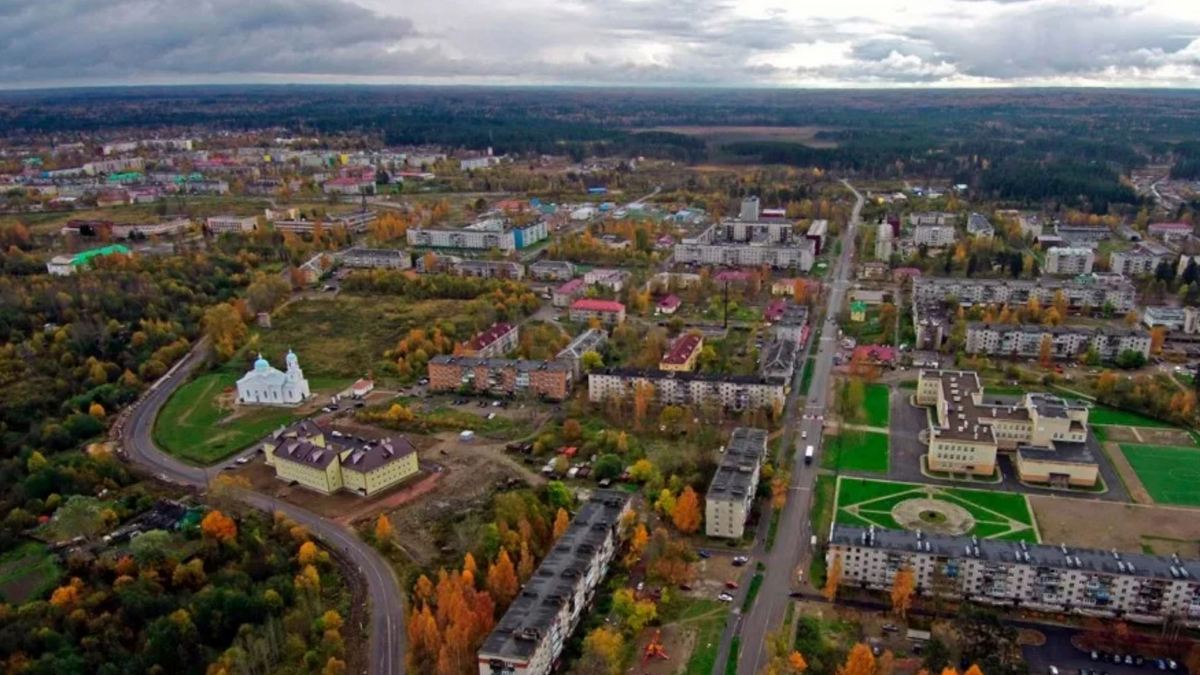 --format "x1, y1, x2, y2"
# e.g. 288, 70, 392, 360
1100, 426, 1141, 443
643, 125, 836, 147
1098, 441, 1153, 504
1136, 428, 1196, 446
1030, 496, 1200, 556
